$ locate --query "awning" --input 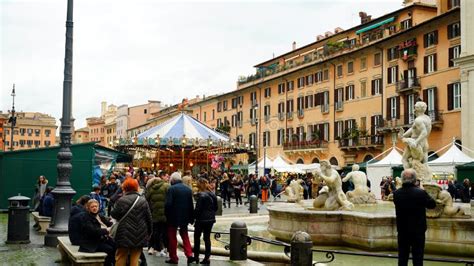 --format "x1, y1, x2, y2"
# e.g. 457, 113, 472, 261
356, 17, 395, 35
